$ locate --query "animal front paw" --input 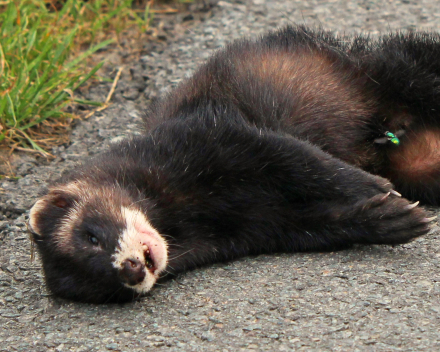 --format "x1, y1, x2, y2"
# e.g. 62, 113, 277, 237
347, 191, 435, 244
